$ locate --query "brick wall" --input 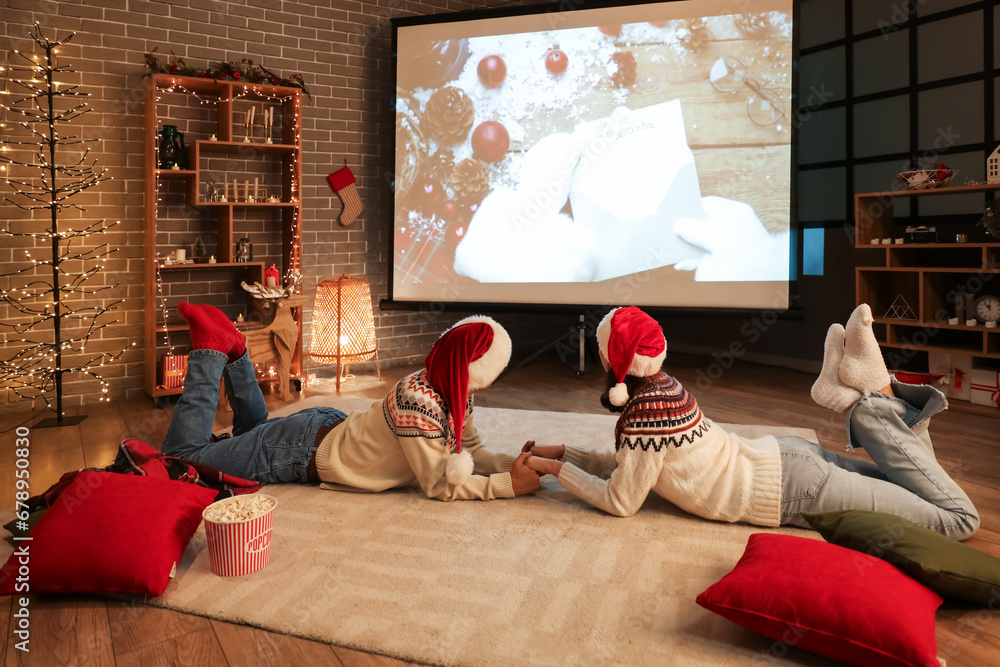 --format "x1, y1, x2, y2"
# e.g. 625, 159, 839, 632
0, 0, 575, 412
